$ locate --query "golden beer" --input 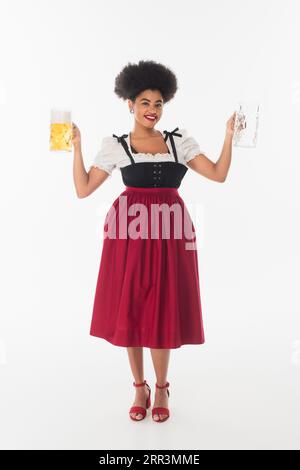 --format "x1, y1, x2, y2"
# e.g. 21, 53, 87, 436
50, 109, 72, 151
